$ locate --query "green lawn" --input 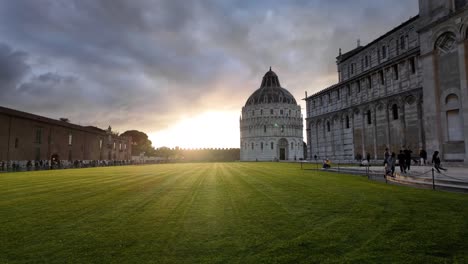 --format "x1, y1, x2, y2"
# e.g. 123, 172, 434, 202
1, 163, 467, 263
